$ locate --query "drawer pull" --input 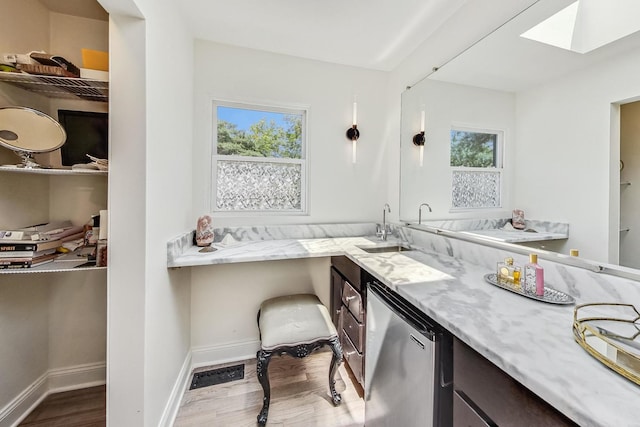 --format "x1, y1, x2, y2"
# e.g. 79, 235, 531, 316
410, 334, 425, 350
345, 349, 358, 357
345, 294, 358, 302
